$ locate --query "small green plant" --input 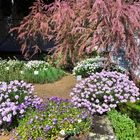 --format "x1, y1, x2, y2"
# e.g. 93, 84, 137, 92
21, 60, 65, 83
136, 123, 140, 139
108, 109, 137, 140
13, 97, 92, 140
